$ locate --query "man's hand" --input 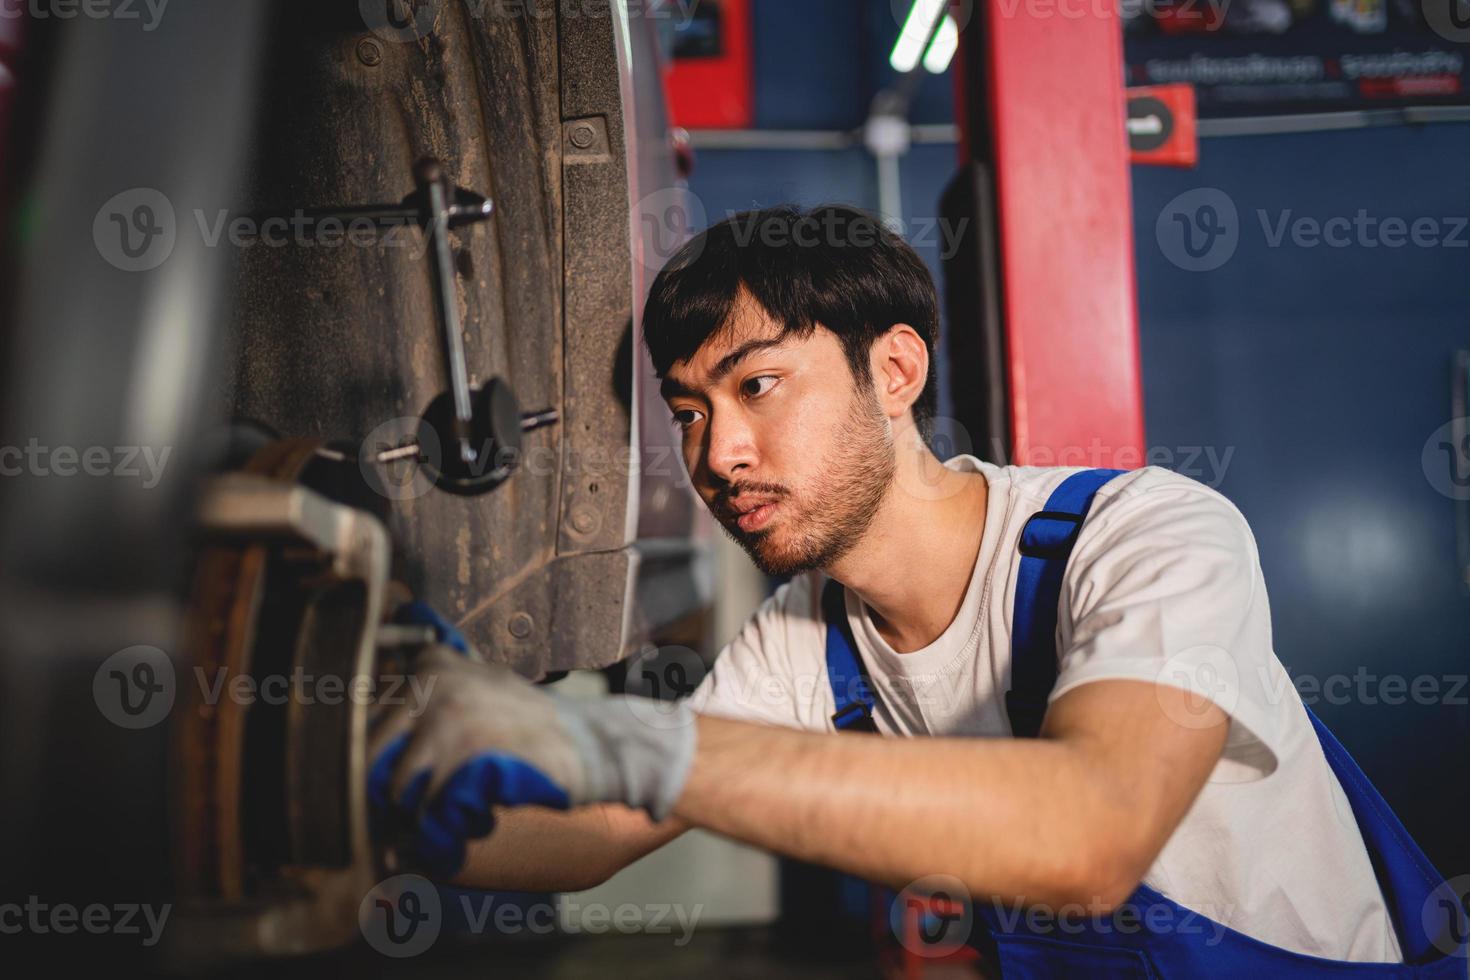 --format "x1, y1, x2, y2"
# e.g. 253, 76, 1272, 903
368, 646, 698, 878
